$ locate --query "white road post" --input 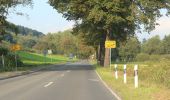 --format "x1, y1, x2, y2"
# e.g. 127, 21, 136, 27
134, 65, 138, 88
114, 64, 118, 79
124, 65, 127, 84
